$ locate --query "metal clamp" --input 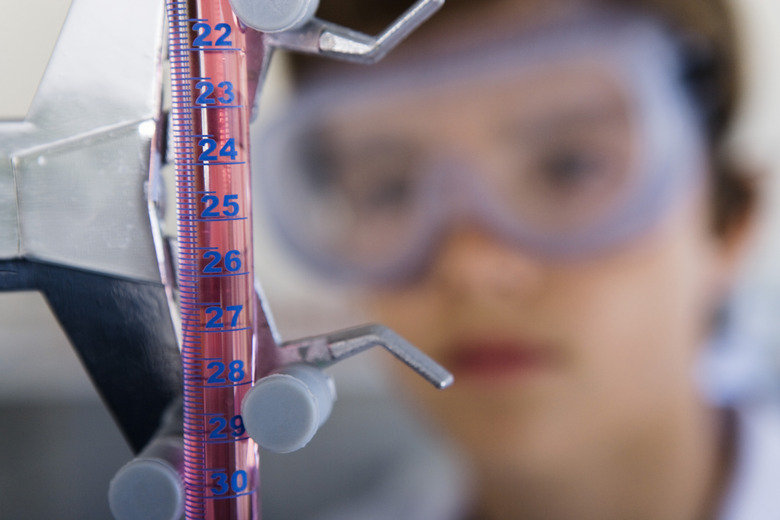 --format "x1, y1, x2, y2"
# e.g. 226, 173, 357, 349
275, 323, 454, 389
234, 0, 445, 63
242, 323, 452, 453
